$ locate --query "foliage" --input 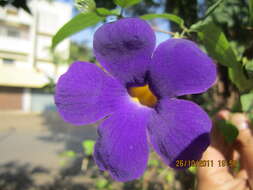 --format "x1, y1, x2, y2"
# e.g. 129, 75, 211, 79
0, 0, 31, 13
140, 13, 185, 29
59, 145, 195, 190
216, 119, 239, 144
69, 41, 93, 63
113, 0, 142, 8
51, 0, 253, 188
250, 0, 253, 26
191, 20, 237, 68
82, 140, 95, 156
240, 91, 253, 120
52, 11, 104, 50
